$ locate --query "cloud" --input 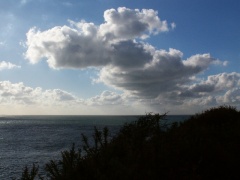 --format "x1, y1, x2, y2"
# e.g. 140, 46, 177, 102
25, 7, 172, 69
220, 88, 240, 104
0, 77, 239, 115
183, 72, 240, 96
98, 49, 222, 98
24, 7, 235, 113
0, 81, 140, 115
0, 61, 21, 70
128, 71, 240, 114
0, 81, 79, 106
99, 7, 170, 41
0, 81, 71, 110
87, 90, 124, 106
162, 72, 240, 109
25, 25, 111, 68
24, 7, 225, 98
